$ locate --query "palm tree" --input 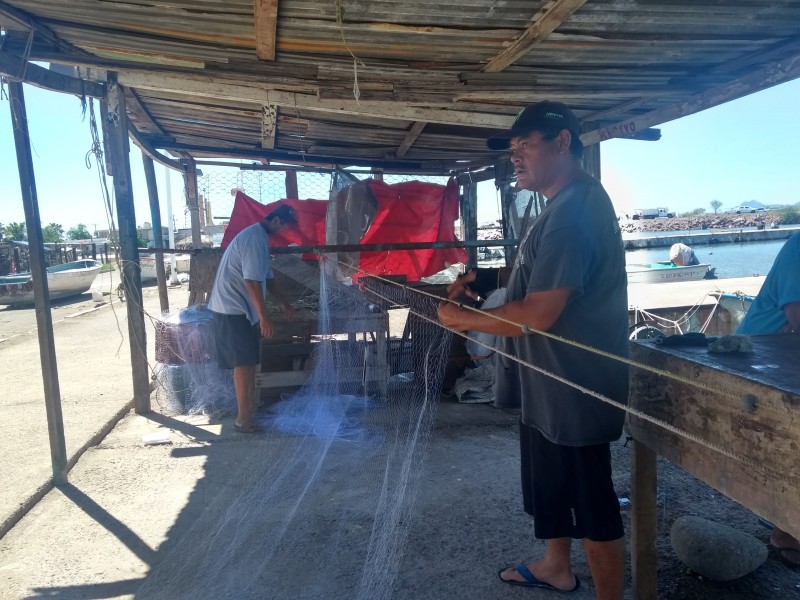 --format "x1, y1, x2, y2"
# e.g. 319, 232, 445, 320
4, 222, 27, 241
42, 223, 65, 243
